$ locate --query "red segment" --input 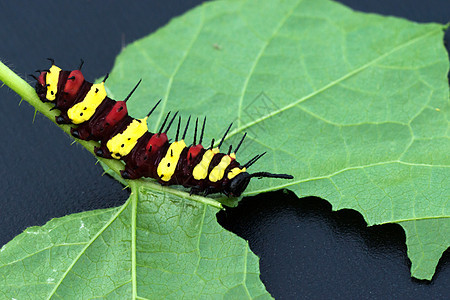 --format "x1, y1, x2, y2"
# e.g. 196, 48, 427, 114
187, 144, 204, 164
38, 72, 46, 86
105, 101, 128, 126
146, 133, 168, 152
63, 70, 84, 99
